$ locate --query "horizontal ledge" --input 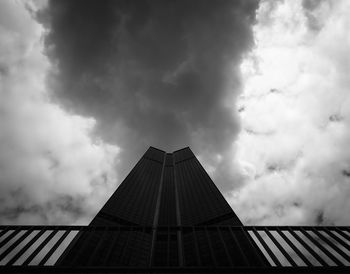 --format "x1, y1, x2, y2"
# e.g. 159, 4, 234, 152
1, 266, 350, 273
0, 225, 349, 230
